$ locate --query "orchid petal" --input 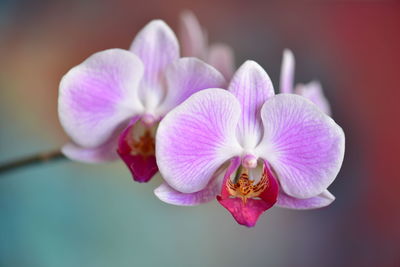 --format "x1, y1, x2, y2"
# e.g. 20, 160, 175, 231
62, 141, 118, 163
157, 57, 226, 115
156, 89, 242, 193
208, 43, 235, 80
130, 20, 179, 89
295, 81, 331, 115
228, 61, 274, 148
179, 10, 207, 58
155, 182, 217, 205
154, 165, 226, 206
62, 117, 133, 163
257, 94, 345, 198
58, 49, 144, 148
276, 189, 335, 209
280, 49, 295, 94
